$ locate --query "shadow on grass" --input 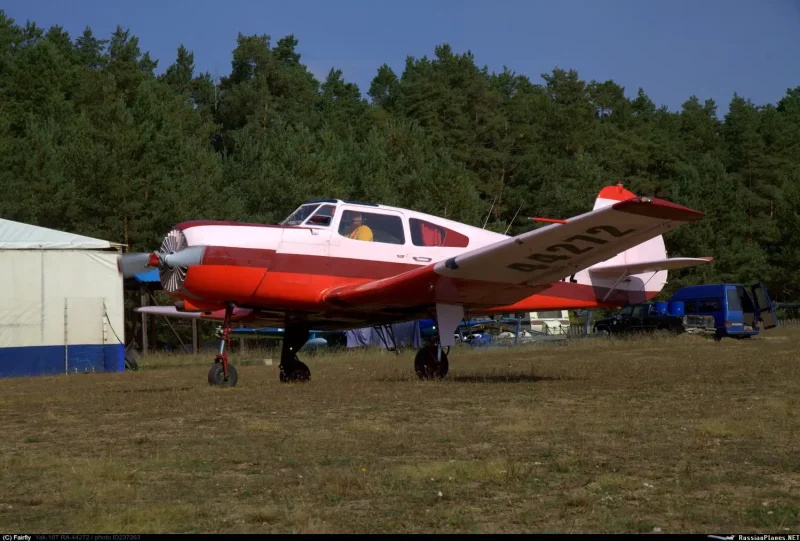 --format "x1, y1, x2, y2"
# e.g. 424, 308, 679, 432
376, 373, 580, 384
116, 386, 194, 394
448, 373, 580, 383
